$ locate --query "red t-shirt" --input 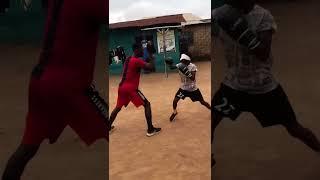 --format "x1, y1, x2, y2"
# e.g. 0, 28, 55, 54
119, 56, 146, 90
34, 0, 108, 93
